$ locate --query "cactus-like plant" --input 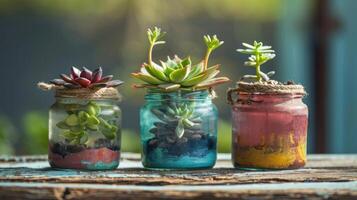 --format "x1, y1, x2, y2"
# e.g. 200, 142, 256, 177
132, 27, 229, 92
237, 41, 276, 82
50, 67, 123, 88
